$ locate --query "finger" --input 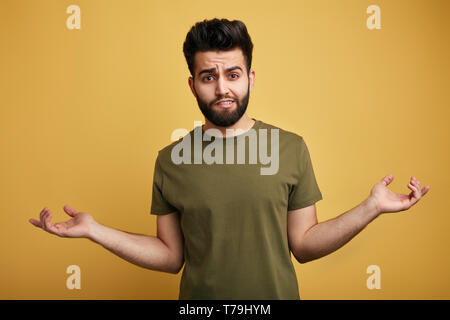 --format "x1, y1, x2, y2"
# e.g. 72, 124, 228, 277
412, 177, 430, 196
41, 211, 51, 231
407, 183, 417, 195
412, 177, 421, 187
63, 205, 78, 217
45, 214, 62, 235
382, 174, 394, 186
43, 211, 57, 234
422, 185, 431, 196
406, 184, 419, 207
407, 183, 420, 201
40, 210, 48, 231
40, 208, 46, 225
29, 218, 42, 228
411, 179, 421, 194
